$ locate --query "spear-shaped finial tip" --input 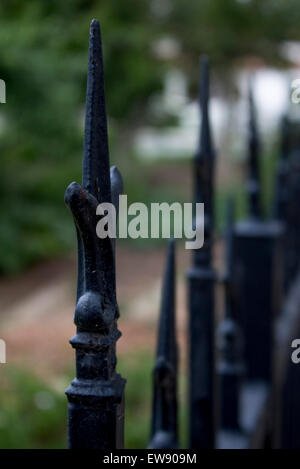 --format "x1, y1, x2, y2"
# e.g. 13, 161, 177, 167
192, 56, 215, 266
196, 55, 212, 161
89, 18, 101, 54
83, 17, 111, 204
91, 18, 99, 28
247, 80, 261, 219
249, 83, 256, 132
199, 55, 209, 113
248, 79, 259, 144
148, 238, 177, 449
